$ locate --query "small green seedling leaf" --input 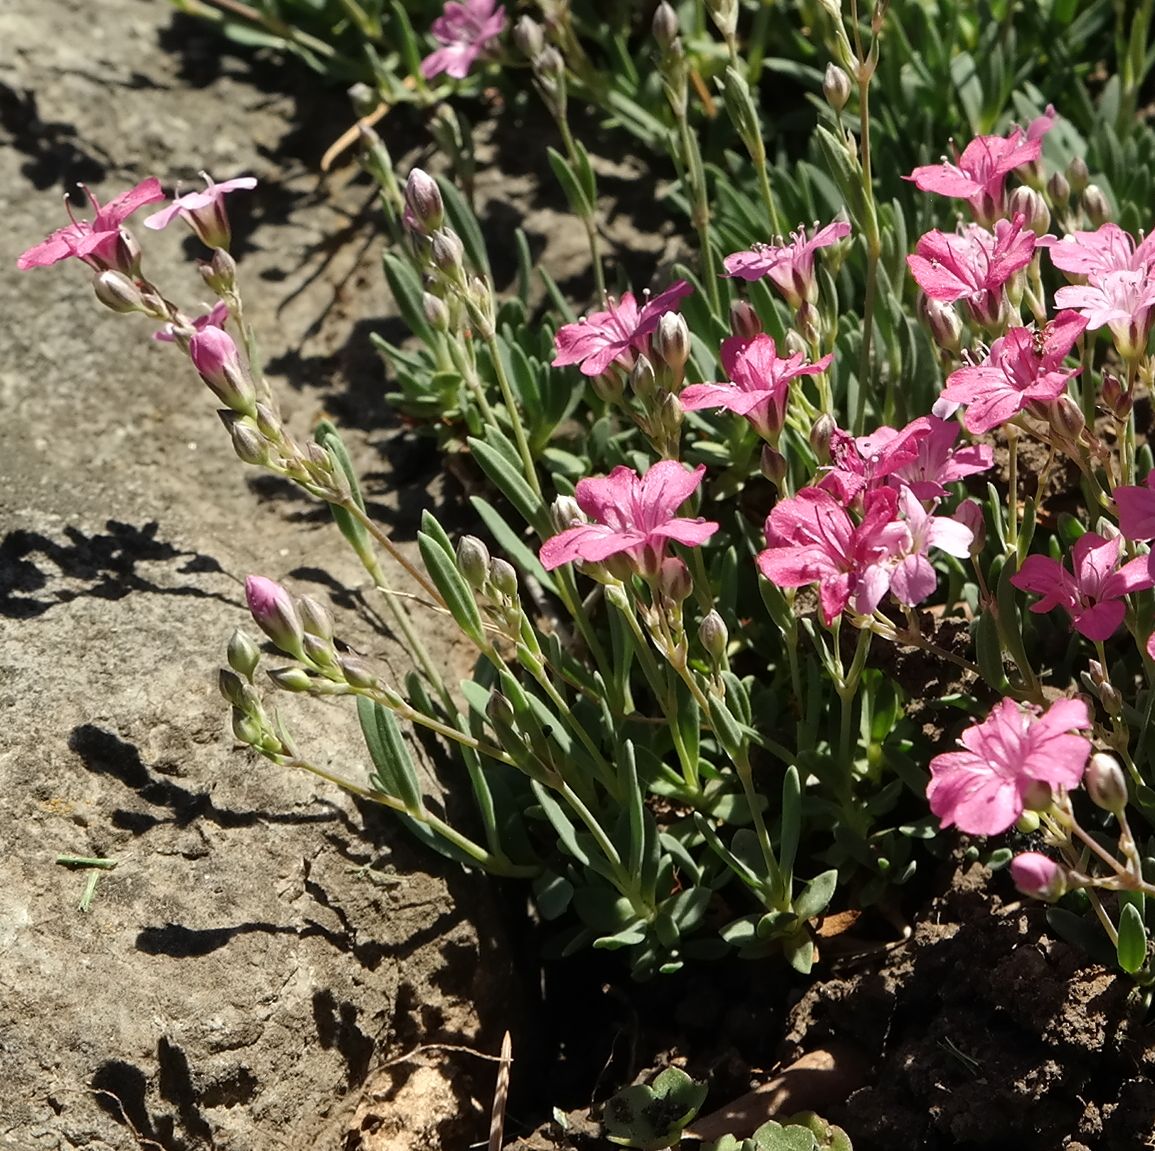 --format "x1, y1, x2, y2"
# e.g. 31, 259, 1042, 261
602, 1067, 708, 1150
